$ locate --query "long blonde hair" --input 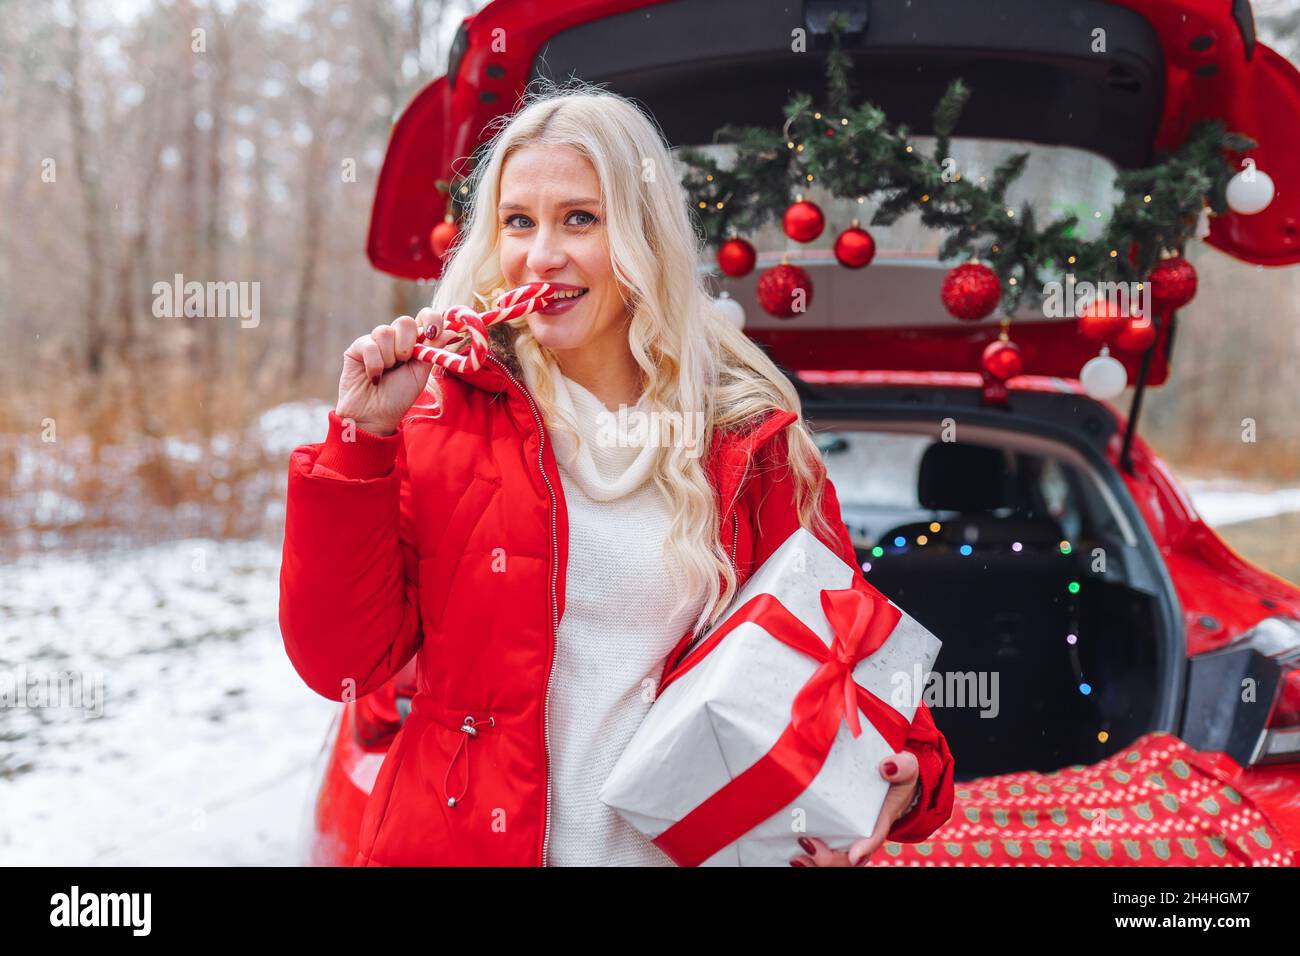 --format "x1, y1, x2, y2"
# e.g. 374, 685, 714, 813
422, 77, 837, 638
